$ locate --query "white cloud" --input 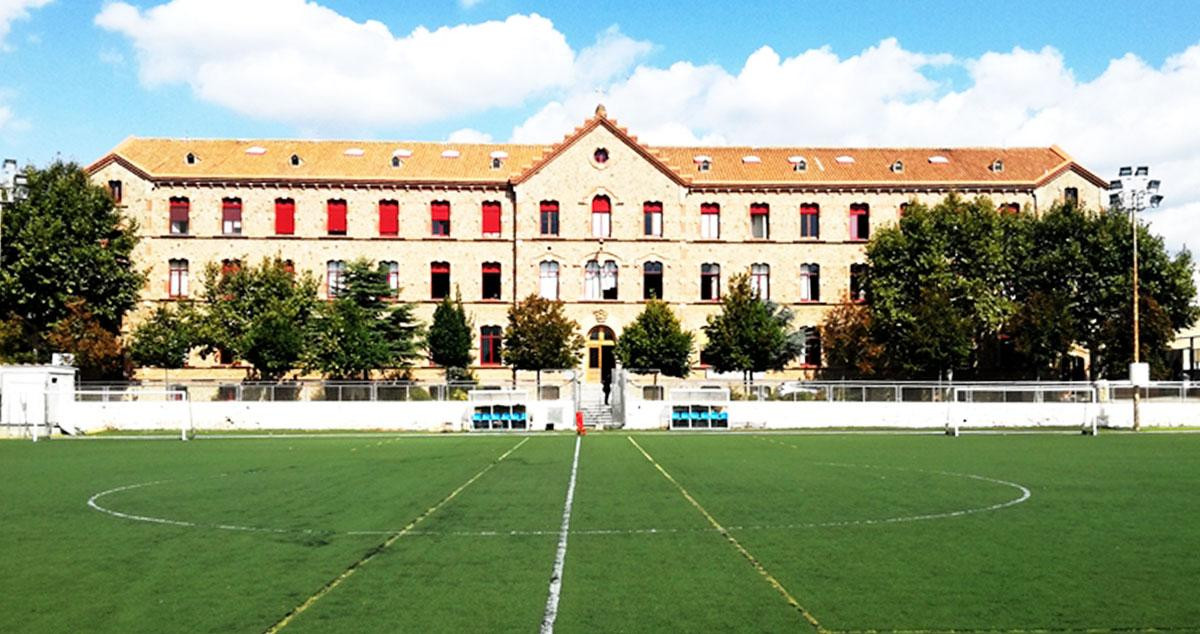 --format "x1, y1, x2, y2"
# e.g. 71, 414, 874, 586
446, 127, 493, 143
95, 0, 575, 127
0, 0, 51, 50
511, 38, 1200, 261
